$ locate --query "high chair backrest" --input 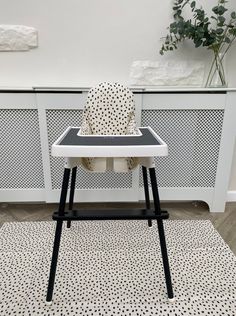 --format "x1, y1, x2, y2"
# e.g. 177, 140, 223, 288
80, 82, 139, 172
80, 82, 137, 136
